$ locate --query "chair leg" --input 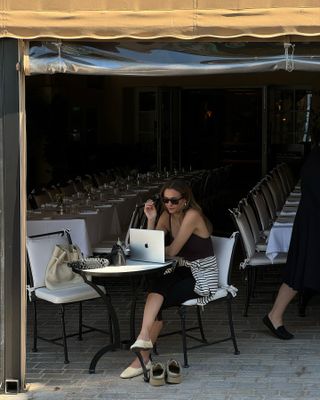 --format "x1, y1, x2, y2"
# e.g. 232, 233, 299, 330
226, 298, 240, 355
178, 306, 189, 368
59, 304, 69, 364
243, 268, 253, 317
78, 302, 83, 341
196, 306, 207, 343
32, 301, 38, 352
298, 288, 317, 317
251, 269, 258, 298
